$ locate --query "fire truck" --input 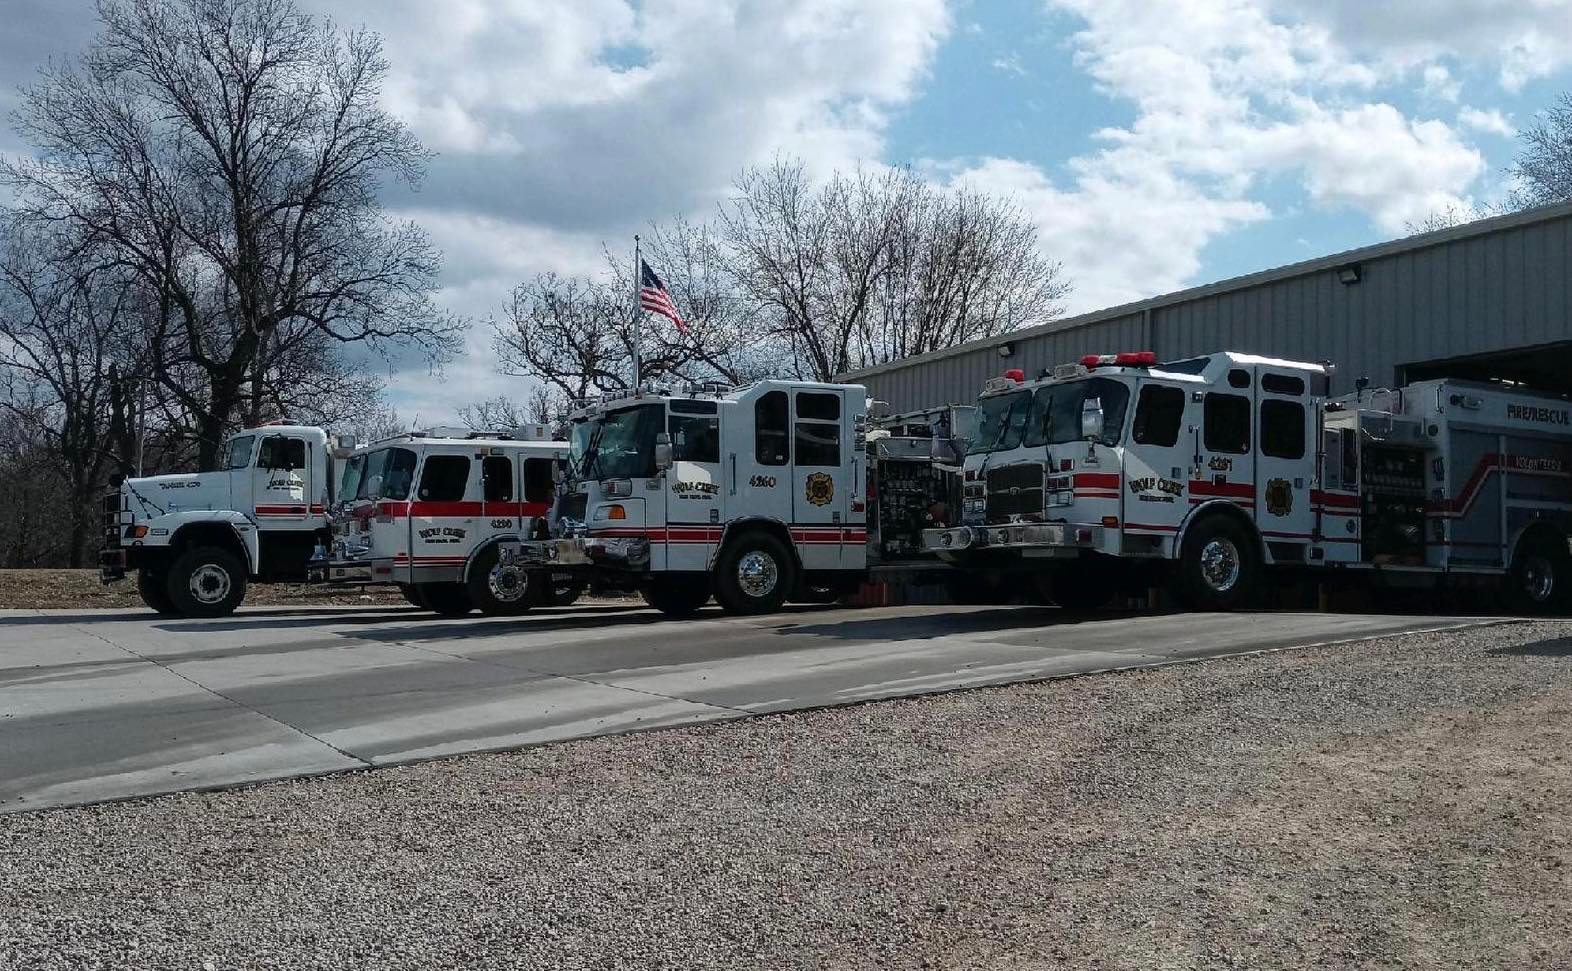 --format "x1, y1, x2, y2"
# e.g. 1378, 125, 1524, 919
509, 381, 962, 616
100, 423, 350, 616
920, 350, 1572, 612
317, 428, 576, 615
